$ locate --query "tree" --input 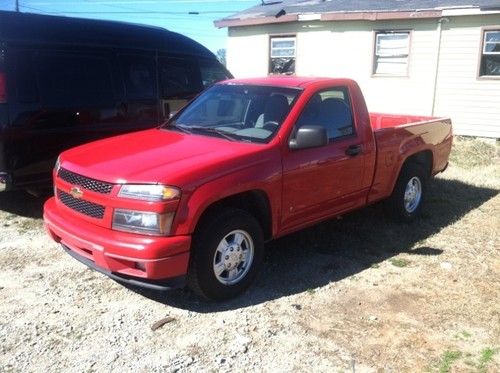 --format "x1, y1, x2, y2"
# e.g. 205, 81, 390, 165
216, 48, 226, 66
